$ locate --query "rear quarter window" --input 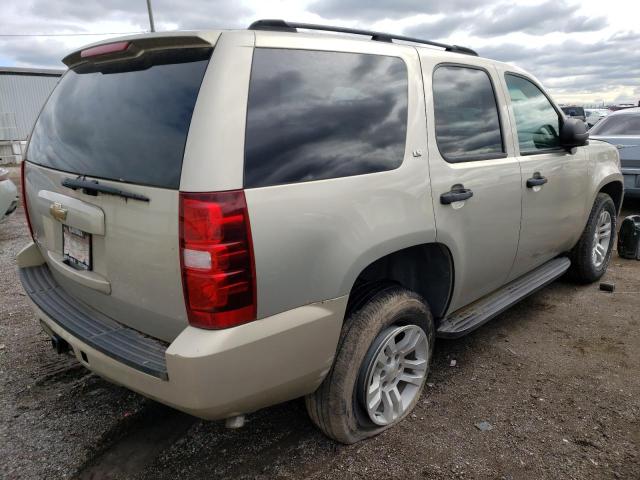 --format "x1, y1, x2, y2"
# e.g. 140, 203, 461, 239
244, 49, 408, 188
